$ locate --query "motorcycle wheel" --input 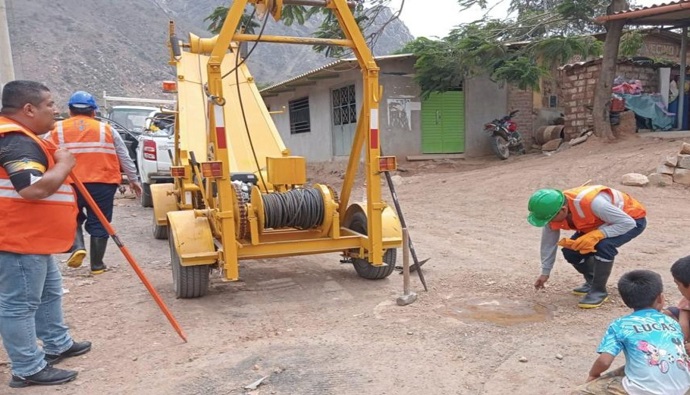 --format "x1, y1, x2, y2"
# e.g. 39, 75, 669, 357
490, 135, 510, 160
